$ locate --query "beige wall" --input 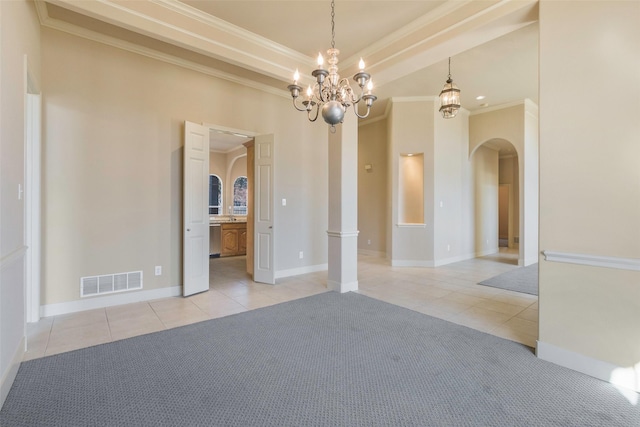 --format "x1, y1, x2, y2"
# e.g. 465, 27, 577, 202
41, 27, 328, 306
357, 119, 388, 254
0, 0, 41, 406
387, 98, 494, 266
388, 98, 435, 264
399, 154, 424, 223
209, 151, 227, 179
433, 106, 472, 264
539, 0, 640, 385
471, 146, 499, 255
227, 147, 247, 213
